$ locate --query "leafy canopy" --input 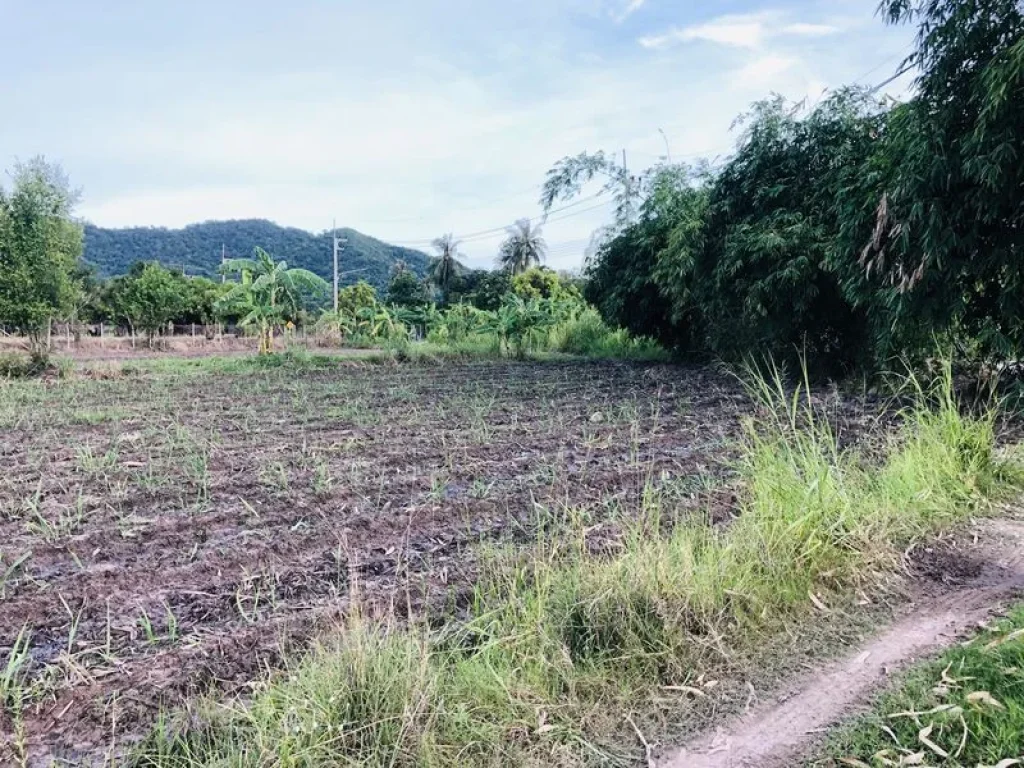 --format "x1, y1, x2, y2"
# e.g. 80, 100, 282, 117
218, 246, 328, 353
0, 157, 83, 361
498, 219, 547, 275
